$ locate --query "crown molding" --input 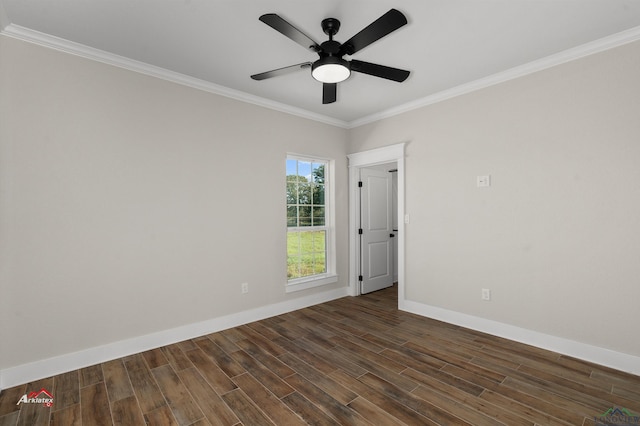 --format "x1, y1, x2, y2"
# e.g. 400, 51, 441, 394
0, 24, 349, 129
2, 22, 639, 130
348, 25, 640, 129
